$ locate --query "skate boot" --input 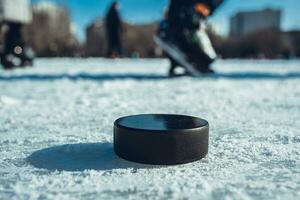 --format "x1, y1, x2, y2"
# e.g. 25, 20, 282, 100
19, 46, 35, 67
168, 56, 191, 77
189, 24, 217, 74
1, 54, 15, 70
155, 3, 218, 76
